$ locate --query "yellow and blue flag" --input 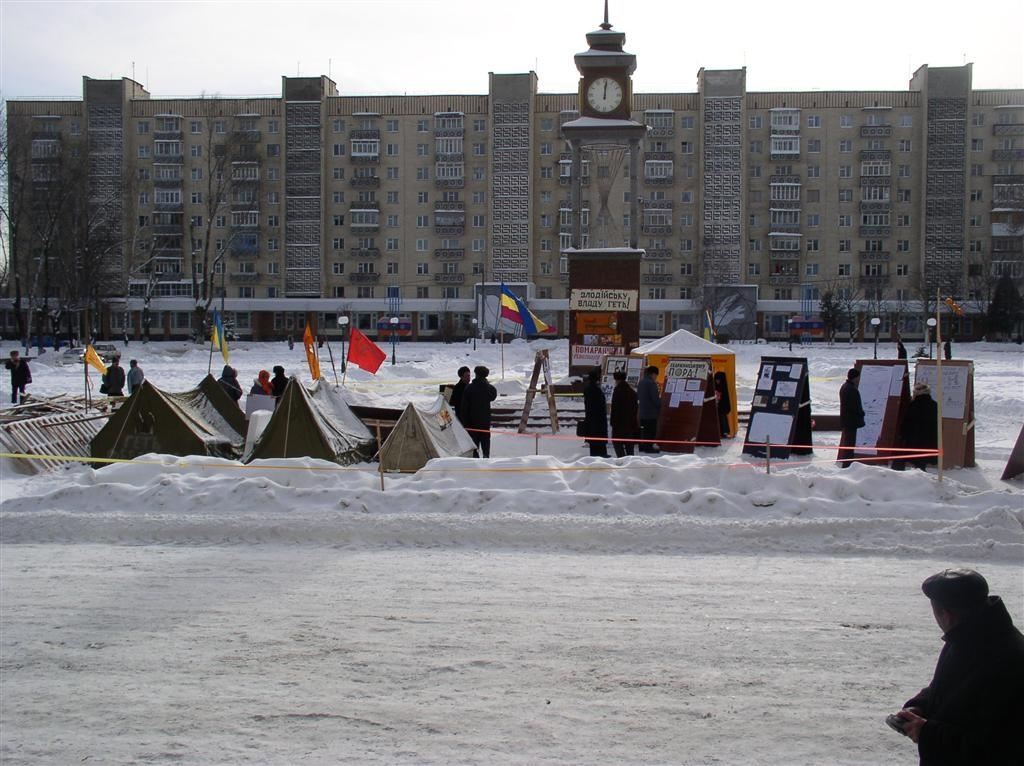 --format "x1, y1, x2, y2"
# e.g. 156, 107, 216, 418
211, 311, 229, 363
